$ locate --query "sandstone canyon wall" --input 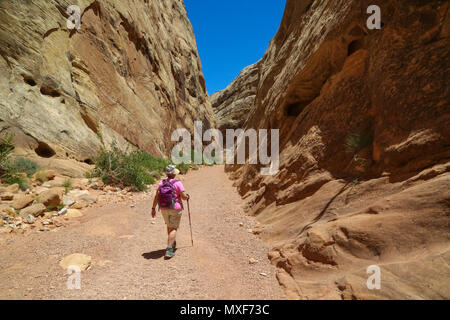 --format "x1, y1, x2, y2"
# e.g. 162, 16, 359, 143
224, 0, 450, 299
0, 0, 215, 171
211, 62, 259, 132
